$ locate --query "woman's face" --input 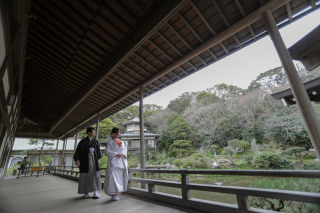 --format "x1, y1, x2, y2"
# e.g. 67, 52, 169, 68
115, 130, 121, 138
